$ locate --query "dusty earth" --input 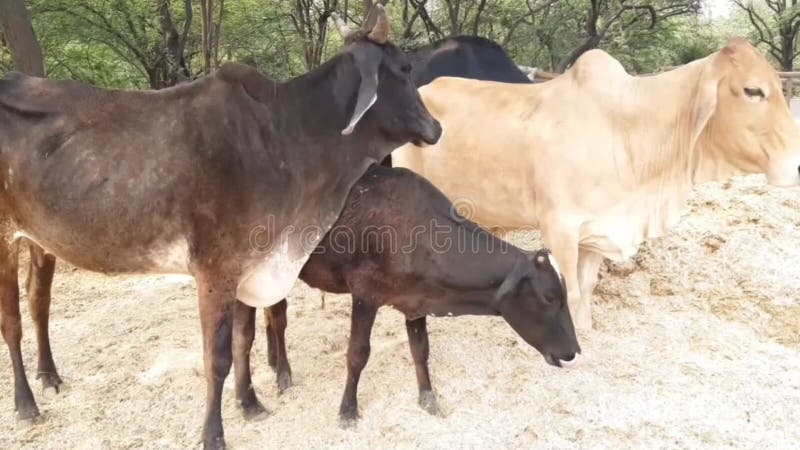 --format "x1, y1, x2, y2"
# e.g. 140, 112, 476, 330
0, 174, 798, 450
